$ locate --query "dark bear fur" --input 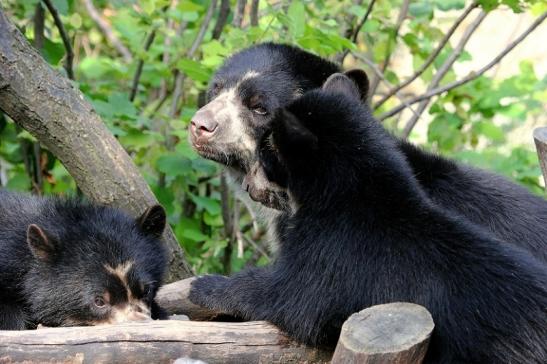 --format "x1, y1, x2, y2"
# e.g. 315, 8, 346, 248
0, 190, 168, 330
190, 74, 547, 363
189, 43, 547, 262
